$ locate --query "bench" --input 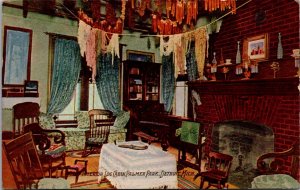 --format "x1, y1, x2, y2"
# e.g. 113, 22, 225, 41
133, 131, 159, 144
134, 120, 170, 150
